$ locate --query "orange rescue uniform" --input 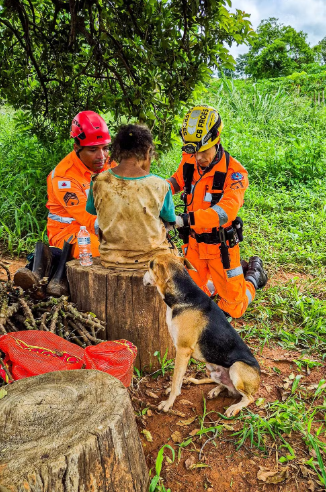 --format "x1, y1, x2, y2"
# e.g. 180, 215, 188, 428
46, 151, 115, 258
167, 151, 255, 318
